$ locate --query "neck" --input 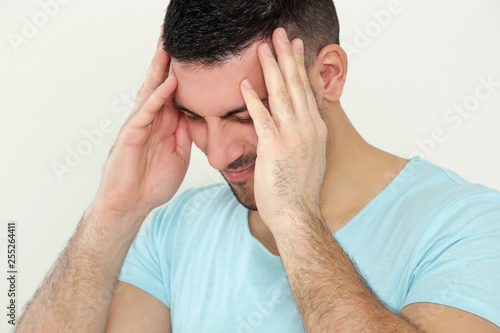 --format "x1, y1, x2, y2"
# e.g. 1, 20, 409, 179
319, 102, 408, 232
247, 103, 409, 253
